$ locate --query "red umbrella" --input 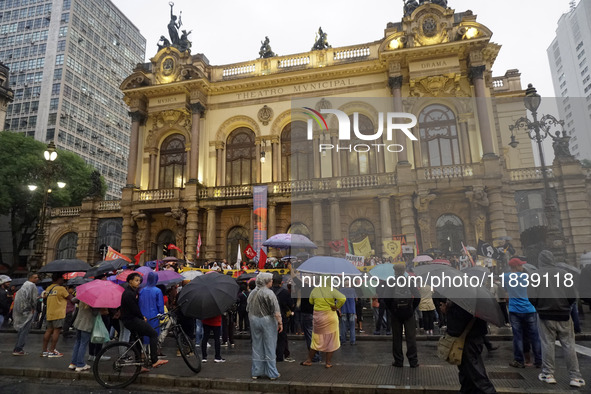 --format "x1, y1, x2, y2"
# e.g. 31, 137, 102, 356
432, 259, 451, 266
116, 270, 144, 282
75, 280, 125, 308
63, 272, 86, 280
